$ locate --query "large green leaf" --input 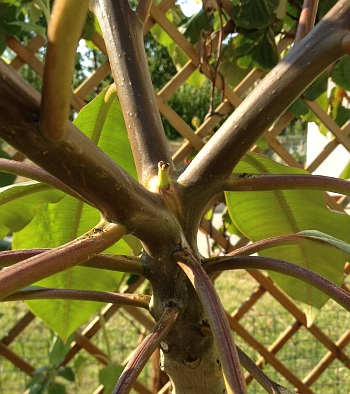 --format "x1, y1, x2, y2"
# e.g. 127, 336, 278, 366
12, 86, 139, 340
232, 0, 279, 30
226, 153, 350, 322
331, 57, 350, 92
0, 181, 64, 239
73, 84, 137, 179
